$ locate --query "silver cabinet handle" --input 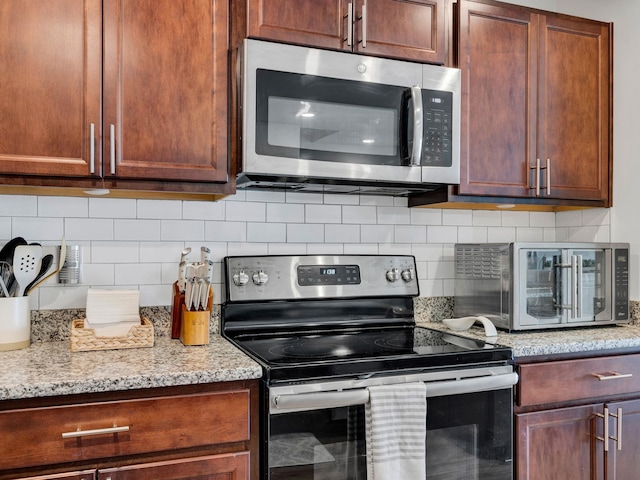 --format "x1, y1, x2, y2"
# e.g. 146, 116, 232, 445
361, 4, 367, 48
409, 85, 423, 166
109, 124, 116, 175
62, 425, 129, 439
592, 372, 633, 381
610, 407, 623, 451
345, 3, 353, 47
596, 406, 610, 451
89, 123, 96, 175
546, 158, 551, 195
535, 158, 541, 196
